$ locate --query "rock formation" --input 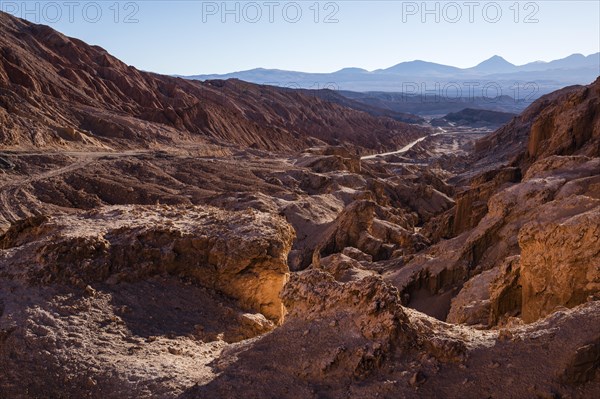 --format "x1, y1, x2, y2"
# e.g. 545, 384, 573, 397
1, 205, 295, 322
0, 10, 598, 399
519, 200, 599, 322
